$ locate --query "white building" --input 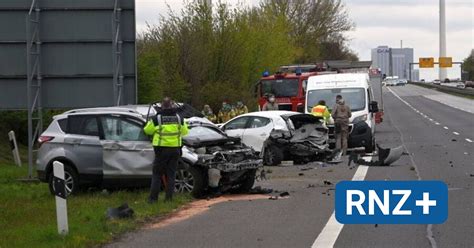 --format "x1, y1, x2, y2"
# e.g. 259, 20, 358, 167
371, 46, 414, 79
